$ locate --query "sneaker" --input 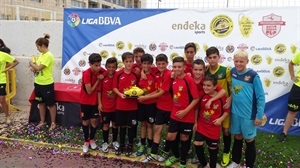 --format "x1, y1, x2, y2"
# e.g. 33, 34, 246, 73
141, 154, 158, 163
49, 123, 56, 131
221, 152, 230, 166
83, 142, 89, 153
227, 162, 240, 168
112, 141, 120, 150
179, 164, 186, 168
125, 145, 133, 157
158, 151, 170, 162
89, 139, 97, 150
6, 116, 11, 124
136, 145, 146, 156
277, 132, 286, 142
191, 156, 199, 164
102, 142, 109, 153
36, 122, 47, 129
165, 156, 179, 167
115, 145, 125, 156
